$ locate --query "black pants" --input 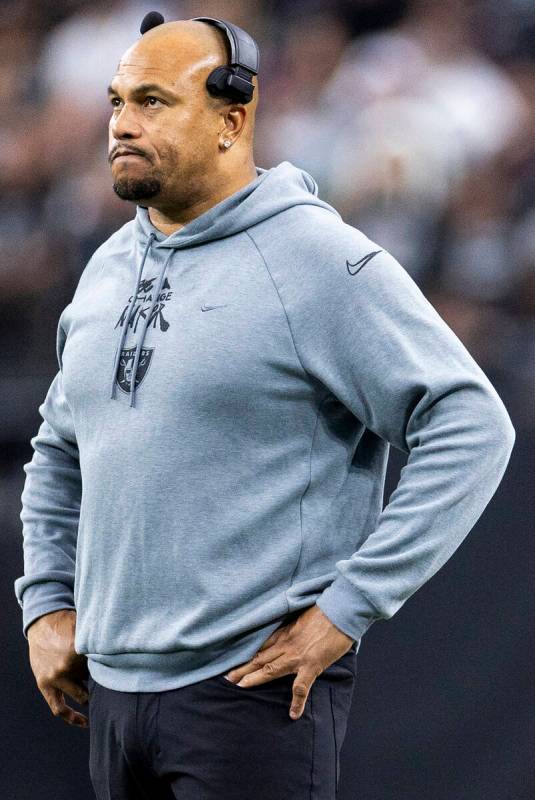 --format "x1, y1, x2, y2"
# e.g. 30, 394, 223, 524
87, 646, 357, 799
